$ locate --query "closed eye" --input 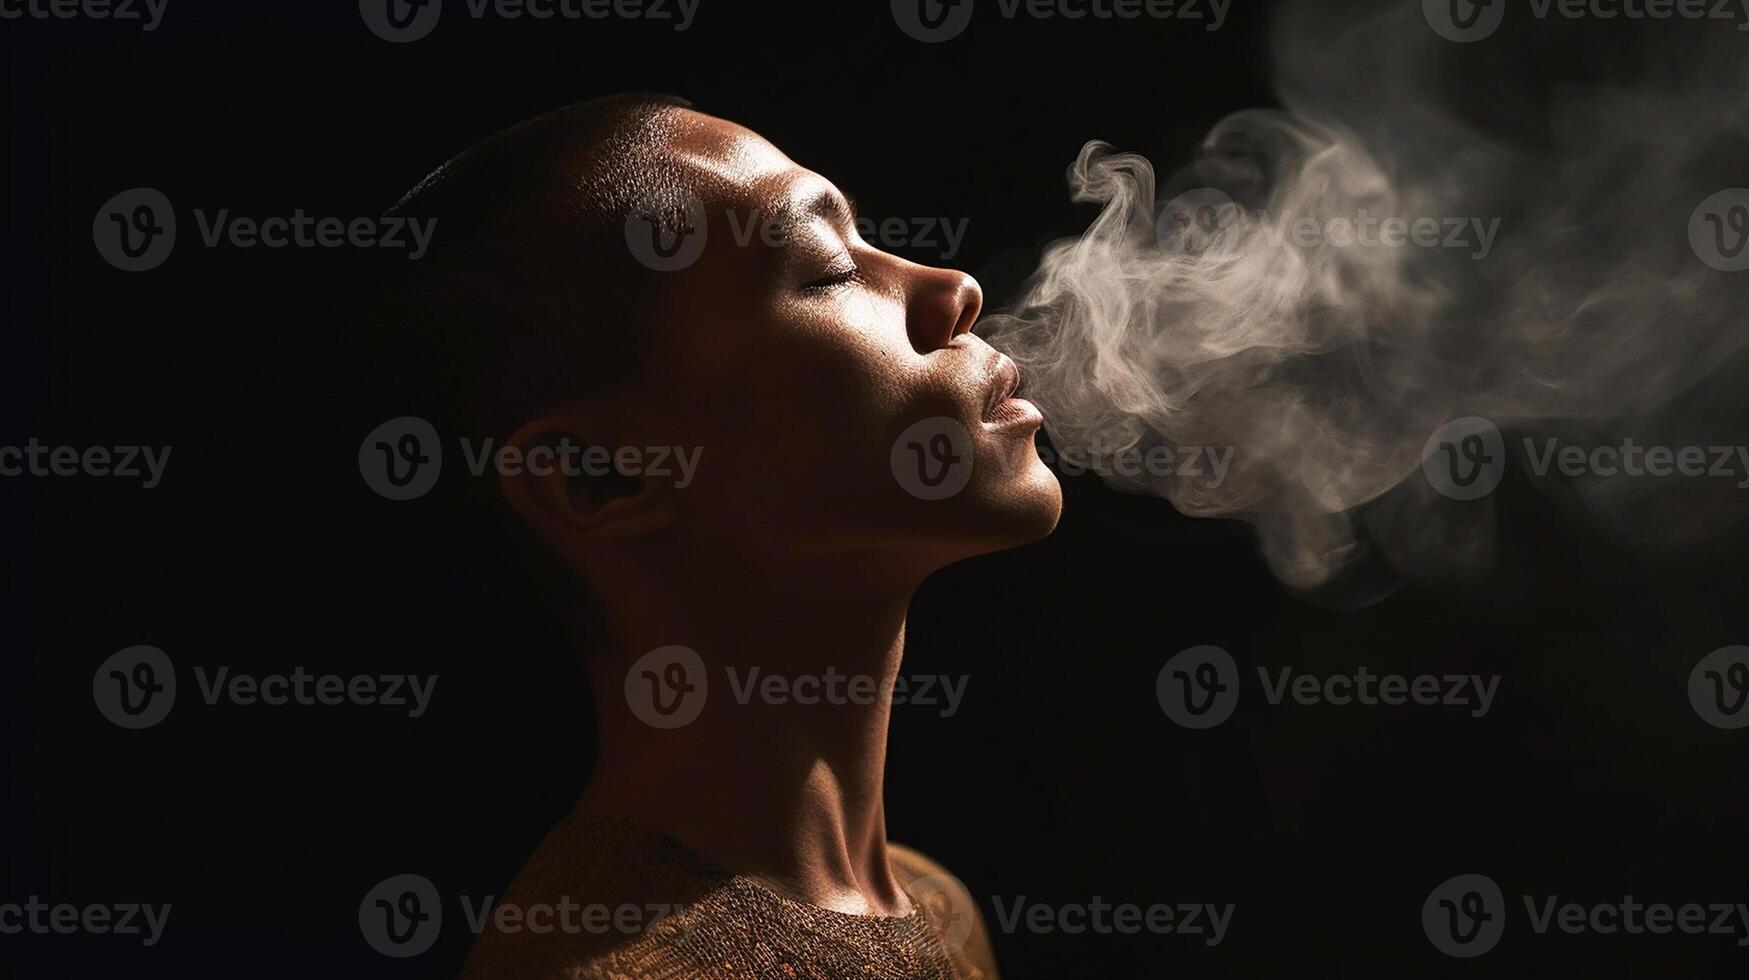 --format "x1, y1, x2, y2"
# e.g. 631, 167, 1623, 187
802, 265, 864, 294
